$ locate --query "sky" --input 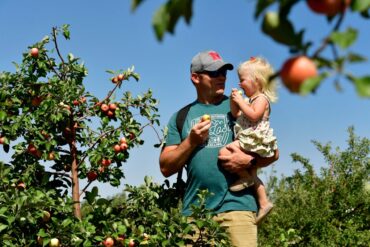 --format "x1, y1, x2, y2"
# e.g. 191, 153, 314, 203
1, 0, 369, 198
